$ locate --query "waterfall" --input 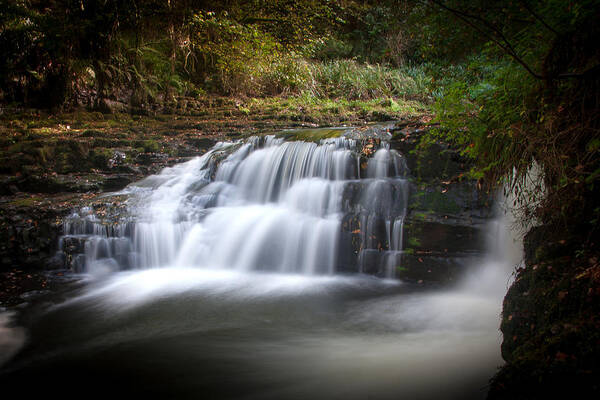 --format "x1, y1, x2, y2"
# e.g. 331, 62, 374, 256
60, 135, 410, 277
4, 134, 527, 400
